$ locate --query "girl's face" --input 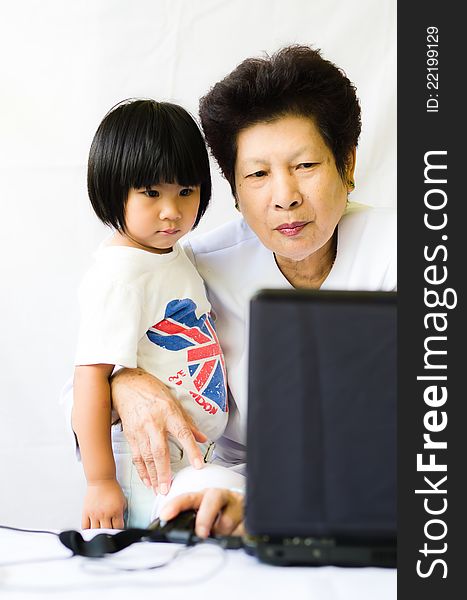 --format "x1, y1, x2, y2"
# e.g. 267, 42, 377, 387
234, 114, 354, 265
122, 183, 200, 253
